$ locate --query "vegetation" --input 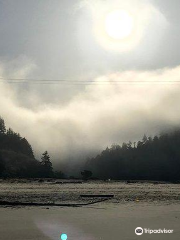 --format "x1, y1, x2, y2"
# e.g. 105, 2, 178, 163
0, 150, 40, 178
81, 170, 92, 180
0, 118, 34, 158
40, 151, 53, 178
86, 132, 180, 181
1, 115, 180, 181
0, 117, 63, 179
